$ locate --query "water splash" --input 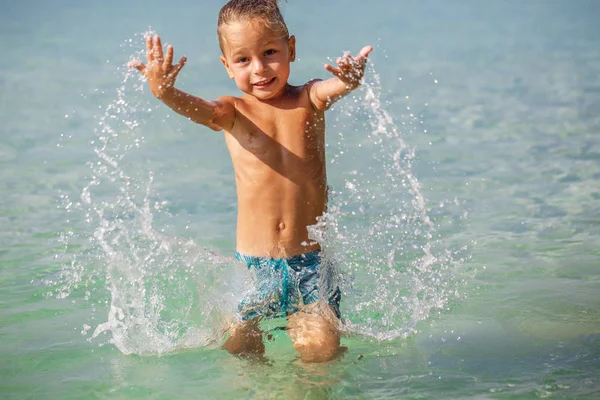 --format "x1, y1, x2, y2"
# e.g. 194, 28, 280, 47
53, 35, 468, 355
311, 62, 468, 341
52, 33, 248, 355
